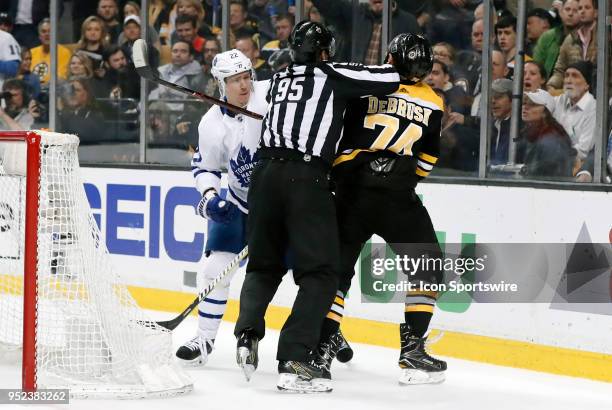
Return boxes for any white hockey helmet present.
[211,49,254,97]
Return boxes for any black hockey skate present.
[176,336,214,366]
[236,329,259,381]
[315,330,345,378]
[335,329,354,363]
[277,359,332,393]
[398,323,446,385]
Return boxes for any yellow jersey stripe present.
[333,148,376,166]
[407,290,439,298]
[405,304,435,313]
[326,311,343,323]
[416,168,430,177]
[418,152,438,164]
[334,296,345,306]
[393,83,444,112]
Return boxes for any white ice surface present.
[1,313,611,410]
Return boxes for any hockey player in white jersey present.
[176,49,269,365]
[0,29,21,89]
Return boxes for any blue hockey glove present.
[197,190,239,224]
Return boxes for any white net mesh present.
[0,131,192,398]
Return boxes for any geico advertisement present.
[81,167,210,289]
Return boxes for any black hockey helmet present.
[386,33,433,83]
[289,20,336,64]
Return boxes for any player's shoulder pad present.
[394,82,444,112]
[249,80,272,116]
[198,106,225,139]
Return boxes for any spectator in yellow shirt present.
[30,18,70,85]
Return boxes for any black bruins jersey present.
[334,81,443,181]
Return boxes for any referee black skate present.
[234,20,399,393]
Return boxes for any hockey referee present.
[234,20,400,393]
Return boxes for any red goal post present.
[0,131,40,391]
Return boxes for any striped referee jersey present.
[261,62,400,164]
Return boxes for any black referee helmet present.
[386,33,433,84]
[289,20,336,64]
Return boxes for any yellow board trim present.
[405,304,435,313]
[126,285,612,383]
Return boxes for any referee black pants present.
[235,154,340,362]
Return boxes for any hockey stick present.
[140,246,249,331]
[132,39,264,120]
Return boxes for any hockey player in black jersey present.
[317,33,447,385]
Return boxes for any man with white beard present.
[549,61,596,162]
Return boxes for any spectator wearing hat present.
[490,78,513,165]
[518,89,576,178]
[534,0,579,78]
[526,8,555,56]
[547,0,597,91]
[118,5,161,52]
[118,15,160,68]
[549,61,596,161]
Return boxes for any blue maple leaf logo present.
[230,145,257,188]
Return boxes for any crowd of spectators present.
[0,0,610,179]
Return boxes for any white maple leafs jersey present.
[0,30,21,89]
[191,80,270,213]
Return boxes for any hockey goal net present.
[0,130,192,398]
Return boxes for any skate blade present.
[176,356,207,367]
[276,374,332,393]
[237,347,255,381]
[398,369,445,385]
